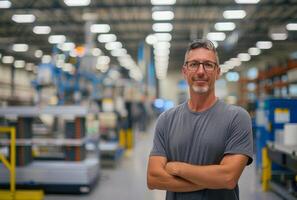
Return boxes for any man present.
[147,39,253,200]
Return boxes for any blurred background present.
[0,0,297,200]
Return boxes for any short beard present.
[192,85,209,94]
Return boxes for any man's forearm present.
[148,169,205,192]
[172,162,236,189]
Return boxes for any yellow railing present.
[0,126,16,195]
[0,126,44,200]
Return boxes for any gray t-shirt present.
[150,99,253,200]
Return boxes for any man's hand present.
[165,162,181,176]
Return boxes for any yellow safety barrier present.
[119,129,126,148]
[261,147,271,192]
[126,128,133,149]
[0,126,44,200]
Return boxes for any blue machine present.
[255,98,297,169]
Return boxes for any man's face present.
[182,48,220,95]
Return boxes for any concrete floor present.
[45,122,282,200]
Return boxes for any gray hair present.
[184,39,220,65]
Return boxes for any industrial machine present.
[0,106,100,194]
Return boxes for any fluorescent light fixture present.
[271,33,288,40]
[152,11,174,21]
[97,56,110,65]
[152,23,173,32]
[97,34,117,43]
[214,22,236,31]
[207,32,226,41]
[256,41,273,49]
[105,41,122,50]
[2,56,14,64]
[286,23,297,31]
[33,26,51,34]
[14,60,25,68]
[12,14,35,23]
[223,10,246,19]
[146,34,158,45]
[230,58,242,67]
[235,0,260,4]
[42,55,52,63]
[35,50,43,58]
[237,53,251,62]
[155,33,172,41]
[92,48,102,56]
[151,0,176,5]
[0,0,11,8]
[90,24,110,33]
[154,41,171,49]
[111,48,127,57]
[48,35,66,44]
[64,0,90,6]
[61,42,75,51]
[248,47,261,56]
[12,44,28,52]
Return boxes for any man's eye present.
[205,63,213,68]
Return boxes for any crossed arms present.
[147,154,248,192]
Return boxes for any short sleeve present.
[224,108,253,165]
[150,113,167,157]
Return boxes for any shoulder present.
[218,100,250,119]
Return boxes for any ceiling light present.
[64,0,90,6]
[151,0,176,5]
[146,34,158,45]
[256,41,273,49]
[152,23,173,32]
[154,41,171,49]
[105,41,122,50]
[0,0,11,8]
[14,60,25,68]
[90,24,110,33]
[271,33,288,40]
[12,14,36,23]
[152,11,174,21]
[155,33,172,42]
[61,42,75,51]
[42,55,52,63]
[235,0,260,3]
[248,47,261,56]
[98,34,117,43]
[230,58,241,67]
[111,48,127,57]
[286,23,297,31]
[207,32,226,41]
[97,56,110,65]
[2,56,14,64]
[223,10,246,19]
[12,44,28,52]
[35,50,43,58]
[92,48,102,56]
[48,35,66,44]
[33,26,51,34]
[237,53,251,62]
[214,22,236,31]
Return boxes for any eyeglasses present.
[184,60,218,72]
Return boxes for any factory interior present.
[0,0,297,199]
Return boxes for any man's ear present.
[216,67,221,80]
[182,66,187,79]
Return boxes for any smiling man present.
[147,39,253,200]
